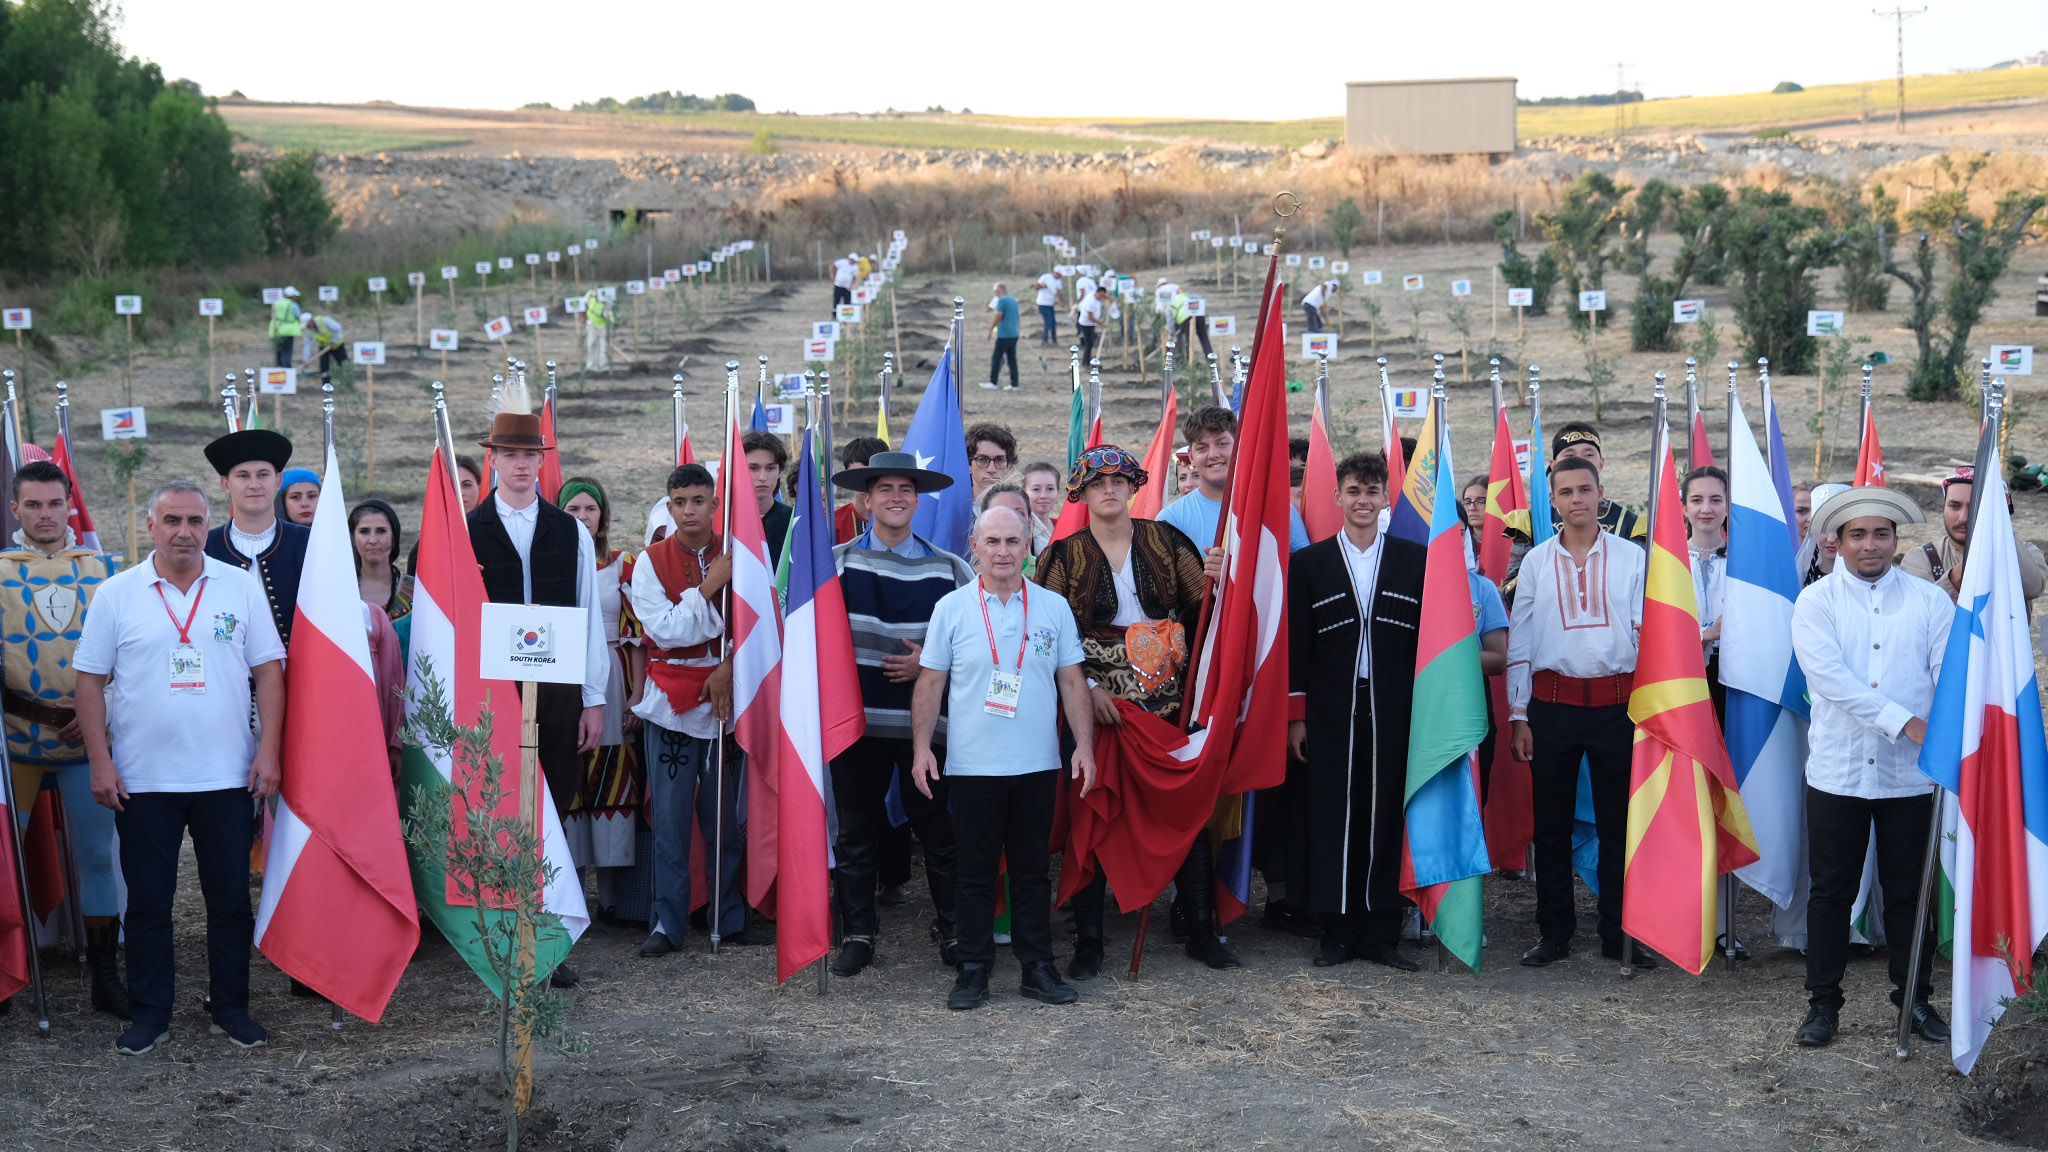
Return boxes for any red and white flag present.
[539,390,564,503]
[1049,415,1103,542]
[1130,386,1178,522]
[255,445,419,1021]
[1855,403,1885,486]
[51,430,100,552]
[719,405,784,912]
[1300,394,1341,543]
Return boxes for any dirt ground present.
[4,235,2048,1150]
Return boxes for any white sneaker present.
[993,932,1013,945]
[978,381,997,390]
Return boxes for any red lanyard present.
[977,578,1028,672]
[154,576,208,644]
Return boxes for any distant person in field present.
[1076,285,1107,368]
[1302,279,1339,333]
[300,314,346,382]
[1034,269,1063,345]
[985,283,1021,391]
[267,287,302,369]
[832,252,859,314]
[582,287,611,372]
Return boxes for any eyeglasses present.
[971,455,1010,469]
[1459,495,1487,508]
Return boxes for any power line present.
[1872,6,1928,135]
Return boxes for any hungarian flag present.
[1854,402,1886,486]
[1399,409,1492,971]
[1919,438,2048,1074]
[1622,419,1760,974]
[539,390,564,502]
[256,445,419,1021]
[50,430,100,552]
[1299,390,1341,543]
[772,428,862,980]
[400,446,588,994]
[1129,386,1178,522]
[1048,414,1102,542]
[719,404,784,914]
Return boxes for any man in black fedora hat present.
[468,382,609,988]
[825,451,973,977]
[203,429,310,647]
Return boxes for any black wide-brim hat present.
[204,429,293,476]
[832,450,952,494]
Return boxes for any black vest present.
[468,496,580,607]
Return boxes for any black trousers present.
[1527,699,1633,945]
[830,736,957,940]
[527,681,583,821]
[832,285,851,313]
[273,336,295,368]
[1804,786,1936,1010]
[989,336,1019,387]
[1077,324,1100,367]
[117,789,255,1030]
[1324,908,1403,950]
[952,770,1058,968]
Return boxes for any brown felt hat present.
[477,412,552,451]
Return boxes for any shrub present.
[1492,208,1558,315]
[259,150,338,257]
[1720,187,1838,375]
[1537,172,1629,329]
[1771,81,1805,94]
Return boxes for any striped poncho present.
[833,532,974,741]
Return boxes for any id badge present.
[983,669,1022,718]
[169,644,206,695]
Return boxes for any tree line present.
[571,91,757,115]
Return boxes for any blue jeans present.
[643,724,746,940]
[1038,304,1058,344]
[1304,303,1324,333]
[12,759,119,915]
[116,788,256,1029]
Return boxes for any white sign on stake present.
[1508,287,1534,308]
[813,320,841,341]
[114,295,142,315]
[1990,344,2034,375]
[3,308,32,330]
[497,257,514,271]
[649,277,668,292]
[262,287,284,305]
[524,306,548,325]
[837,304,863,324]
[1211,315,1237,337]
[1185,296,1207,317]
[1361,269,1381,285]
[1331,260,1350,275]
[893,229,907,242]
[430,328,459,351]
[804,338,835,361]
[567,244,582,256]
[1391,388,1428,419]
[764,403,796,435]
[1451,279,1473,297]
[1308,256,1326,269]
[258,366,297,394]
[442,266,460,280]
[597,286,616,302]
[1243,241,1258,253]
[852,286,874,305]
[475,261,493,276]
[352,341,386,366]
[1402,275,1424,292]
[1673,299,1705,324]
[696,261,712,274]
[584,238,599,250]
[1284,254,1303,267]
[1301,332,1339,361]
[775,373,808,398]
[318,285,339,302]
[564,295,586,314]
[525,253,541,266]
[478,603,589,686]
[409,271,427,287]
[1806,309,1844,337]
[1579,289,1608,313]
[1211,237,1225,249]
[1228,235,1243,246]
[484,316,513,341]
[546,250,561,263]
[100,407,146,439]
[198,298,223,317]
[626,280,646,295]
[367,276,388,293]
[664,269,681,283]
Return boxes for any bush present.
[745,128,778,155]
[1719,187,1837,375]
[1772,81,1805,94]
[1537,172,1629,329]
[1328,197,1362,257]
[260,150,338,257]
[1492,208,1558,315]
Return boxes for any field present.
[228,122,474,154]
[1517,66,2048,138]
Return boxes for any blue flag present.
[749,395,770,433]
[1527,405,1554,547]
[902,347,973,558]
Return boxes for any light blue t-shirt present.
[1468,571,1508,637]
[920,579,1083,776]
[992,294,1021,339]
[1158,488,1311,554]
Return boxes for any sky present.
[116,0,2046,121]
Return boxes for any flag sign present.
[262,287,284,305]
[1285,253,1303,267]
[1309,256,1326,269]
[882,257,899,271]
[1990,344,2033,375]
[524,306,548,325]
[114,295,141,315]
[496,257,513,271]
[1514,439,1532,475]
[352,342,386,366]
[585,238,599,249]
[804,338,835,361]
[100,407,146,439]
[1578,289,1607,313]
[681,266,696,279]
[1229,235,1243,245]
[1674,299,1705,323]
[1212,315,1238,337]
[648,278,669,293]
[474,262,492,275]
[483,316,513,341]
[477,603,589,685]
[1042,234,1057,245]
[1361,269,1381,284]
[712,253,725,264]
[1243,241,1258,253]
[259,367,297,394]
[1451,279,1473,297]
[367,277,388,293]
[525,253,541,266]
[813,320,841,342]
[1211,237,1225,249]
[441,266,459,280]
[1185,296,1207,317]
[1806,310,1844,337]
[1403,275,1425,291]
[409,272,427,287]
[1300,332,1339,361]
[664,269,681,282]
[567,244,582,256]
[853,287,874,305]
[318,285,339,302]
[764,403,795,434]
[893,229,907,241]
[696,261,712,273]
[836,304,862,324]
[775,373,808,398]
[564,296,585,314]
[1391,389,1427,418]
[626,280,646,295]
[546,250,560,263]
[1263,244,1277,256]
[3,309,30,330]
[429,328,459,351]
[597,286,616,302]
[1507,288,1534,307]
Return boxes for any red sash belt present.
[648,660,716,708]
[1532,669,1633,707]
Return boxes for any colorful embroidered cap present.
[1066,444,1149,502]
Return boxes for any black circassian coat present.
[1285,532,1427,916]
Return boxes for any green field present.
[1516,66,2048,137]
[230,122,473,153]
[620,109,1161,153]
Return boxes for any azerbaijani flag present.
[400,445,588,994]
[1385,400,1437,545]
[1399,406,1491,970]
[256,443,419,1021]
[1918,437,2048,1074]
[1622,417,1760,974]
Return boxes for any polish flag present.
[255,445,419,1021]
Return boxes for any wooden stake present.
[125,472,137,566]
[273,389,281,431]
[124,314,135,406]
[514,678,539,1113]
[206,316,216,392]
[366,364,377,489]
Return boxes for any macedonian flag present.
[1622,417,1760,974]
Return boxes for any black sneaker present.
[117,1022,170,1055]
[1019,960,1078,1005]
[947,963,991,1010]
[1795,1005,1838,1047]
[210,1014,268,1049]
[639,931,676,957]
[1520,939,1570,967]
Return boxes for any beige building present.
[1343,77,1518,157]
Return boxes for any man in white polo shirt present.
[74,481,286,1056]
[911,505,1095,1011]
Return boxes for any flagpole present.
[820,370,836,516]
[1489,357,1503,419]
[1162,340,1176,418]
[712,360,739,956]
[878,351,893,445]
[671,375,686,466]
[1685,358,1701,472]
[1721,363,1741,973]
[951,298,966,422]
[1377,356,1396,453]
[1316,353,1331,429]
[1856,362,1871,476]
[1087,359,1102,431]
[223,376,241,433]
[1625,371,1670,980]
[1978,356,1993,428]
[431,381,460,493]
[3,371,20,468]
[1208,351,1224,409]
[321,380,335,464]
[0,736,49,1036]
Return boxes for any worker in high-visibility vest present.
[583,288,610,371]
[301,314,345,380]
[268,286,303,368]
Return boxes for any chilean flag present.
[720,404,784,916]
[1918,441,2048,1074]
[255,443,419,1021]
[51,430,100,552]
[773,428,863,981]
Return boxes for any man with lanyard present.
[1506,455,1654,969]
[203,428,309,648]
[1,460,124,1018]
[468,384,609,986]
[627,464,757,955]
[75,481,285,1055]
[912,505,1096,1009]
[828,451,974,977]
[1789,486,1951,1047]
[1285,452,1429,971]
[1899,465,2047,606]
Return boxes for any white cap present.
[848,251,859,258]
[283,286,300,297]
